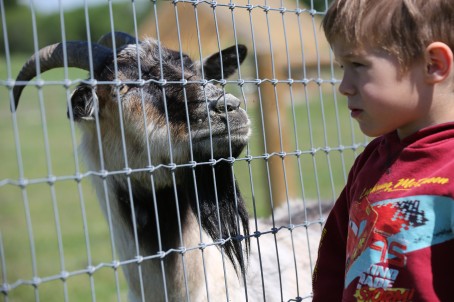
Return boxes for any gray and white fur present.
[13,32,322,302]
[13,33,250,301]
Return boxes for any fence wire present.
[0,1,367,301]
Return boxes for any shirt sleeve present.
[311,139,376,301]
[312,183,350,301]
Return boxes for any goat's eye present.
[119,84,130,94]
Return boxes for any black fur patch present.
[69,85,95,121]
[114,162,250,274]
[116,179,189,254]
[186,162,250,274]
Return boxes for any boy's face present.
[332,39,432,139]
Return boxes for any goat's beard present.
[115,161,250,275]
[185,161,250,275]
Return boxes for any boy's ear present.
[425,42,453,84]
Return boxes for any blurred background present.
[1,0,367,301]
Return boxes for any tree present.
[300,0,332,12]
[5,0,19,9]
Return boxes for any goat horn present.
[97,31,139,49]
[12,41,112,111]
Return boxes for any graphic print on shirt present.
[345,194,454,301]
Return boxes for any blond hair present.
[322,0,454,68]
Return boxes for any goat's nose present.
[215,94,241,113]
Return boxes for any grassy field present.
[0,56,130,301]
[0,55,366,301]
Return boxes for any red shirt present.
[312,123,454,302]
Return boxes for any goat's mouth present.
[190,122,251,159]
[192,125,250,147]
[192,122,250,140]
[190,108,251,142]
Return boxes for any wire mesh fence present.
[0,1,367,301]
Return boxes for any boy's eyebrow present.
[333,55,350,65]
[334,52,367,66]
[336,52,363,60]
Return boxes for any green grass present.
[0,55,366,301]
[0,56,128,301]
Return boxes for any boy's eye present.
[337,62,363,69]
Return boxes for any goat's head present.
[13,32,250,171]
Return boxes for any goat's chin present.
[191,132,249,160]
[191,122,250,155]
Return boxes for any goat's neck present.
[113,162,250,267]
[80,121,250,301]
[101,163,249,301]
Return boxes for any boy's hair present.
[323,0,454,68]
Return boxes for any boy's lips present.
[348,106,363,118]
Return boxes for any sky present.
[19,0,119,13]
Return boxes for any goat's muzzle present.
[191,93,250,159]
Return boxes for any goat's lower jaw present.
[191,134,249,160]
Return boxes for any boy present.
[312,0,454,301]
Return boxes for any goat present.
[13,31,250,301]
[13,32,322,301]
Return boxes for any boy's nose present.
[338,76,355,96]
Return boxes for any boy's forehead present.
[331,39,364,58]
[331,39,391,59]
[331,39,403,68]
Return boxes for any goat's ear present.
[68,85,96,121]
[201,44,247,80]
